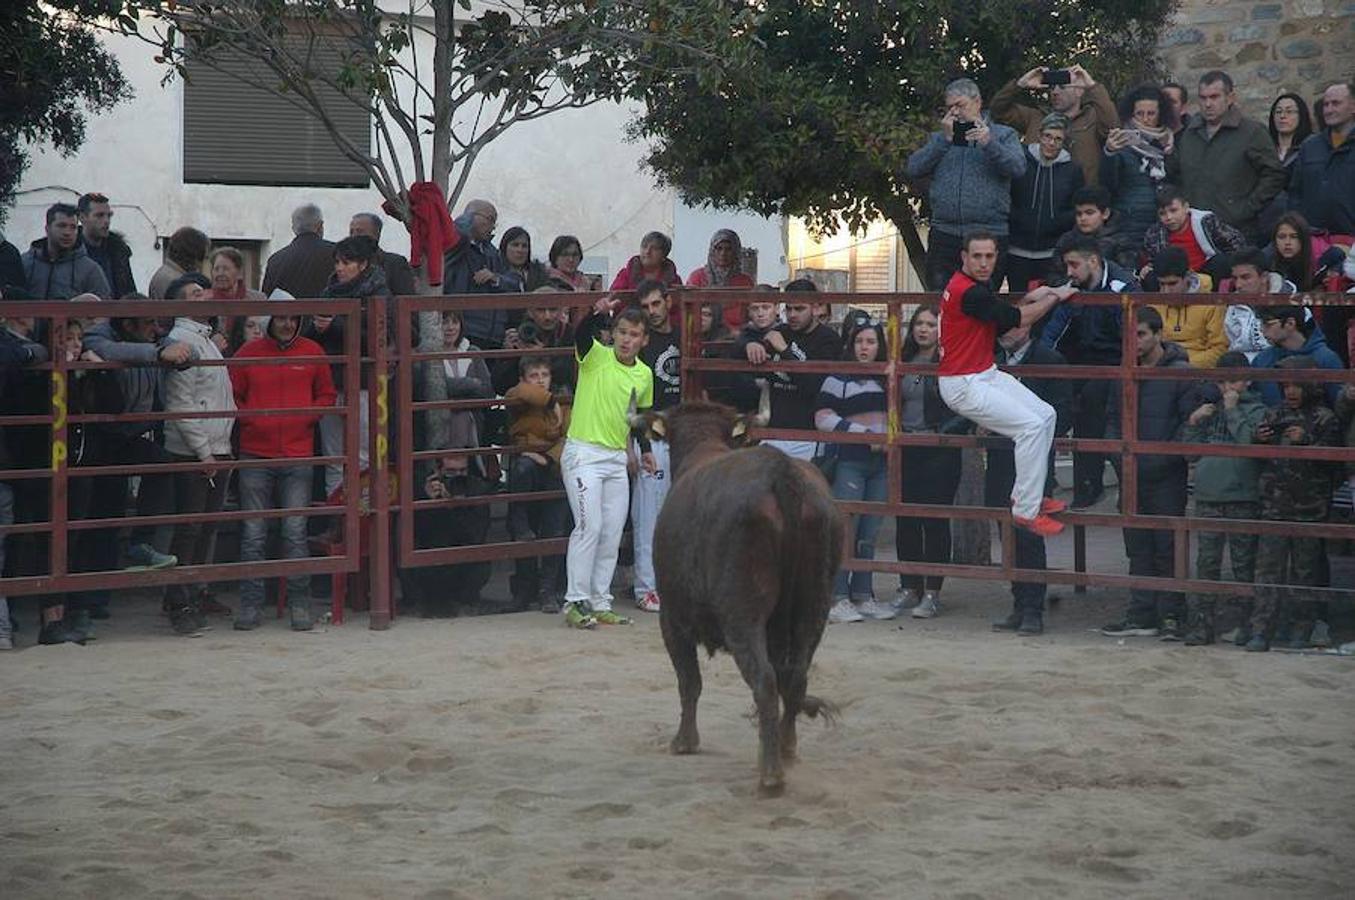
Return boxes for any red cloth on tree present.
[384,182,460,287]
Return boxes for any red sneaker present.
[1013,513,1065,537]
[1040,497,1068,515]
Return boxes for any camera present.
[1043,68,1072,86]
[951,120,975,145]
[517,320,541,346]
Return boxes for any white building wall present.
[8,23,784,292]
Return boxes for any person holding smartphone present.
[992,63,1118,185]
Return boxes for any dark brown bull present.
[631,387,844,796]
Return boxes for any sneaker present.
[563,602,597,629]
[635,592,661,613]
[39,621,87,645]
[1039,496,1068,515]
[290,605,314,632]
[828,598,864,624]
[1100,618,1158,637]
[1017,609,1044,636]
[1158,617,1183,642]
[1309,620,1332,649]
[592,608,632,626]
[992,609,1023,632]
[124,543,178,571]
[1013,513,1064,536]
[539,596,562,615]
[891,588,920,612]
[855,598,897,621]
[911,591,940,619]
[1244,634,1269,652]
[67,609,97,641]
[234,606,263,631]
[1232,626,1253,648]
[1182,626,1215,646]
[168,606,204,637]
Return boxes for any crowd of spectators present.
[0,69,1352,652]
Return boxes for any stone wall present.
[1159,0,1354,117]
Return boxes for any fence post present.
[368,296,393,630]
[50,315,70,582]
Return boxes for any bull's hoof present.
[757,776,786,798]
[670,733,700,755]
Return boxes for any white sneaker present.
[891,587,920,612]
[855,599,897,621]
[828,598,864,624]
[911,591,940,619]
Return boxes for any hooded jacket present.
[1149,278,1228,368]
[1179,385,1268,502]
[1251,325,1345,407]
[79,230,137,298]
[164,317,236,461]
[1107,340,1197,478]
[1168,106,1287,237]
[907,114,1027,237]
[1009,144,1085,255]
[20,239,111,300]
[991,81,1118,184]
[1143,208,1247,266]
[231,314,336,459]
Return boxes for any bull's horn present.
[626,388,645,429]
[752,381,771,427]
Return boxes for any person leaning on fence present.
[1250,301,1343,408]
[560,296,654,630]
[986,321,1074,638]
[937,230,1077,538]
[631,279,682,614]
[505,355,572,614]
[1177,350,1268,646]
[1100,306,1198,641]
[161,273,237,637]
[815,321,894,625]
[1147,245,1228,368]
[229,298,337,632]
[1244,355,1343,652]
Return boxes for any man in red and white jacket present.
[937,230,1077,536]
[229,298,337,631]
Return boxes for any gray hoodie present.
[907,115,1027,237]
[20,239,111,300]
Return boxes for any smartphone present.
[1043,68,1072,86]
[952,121,975,145]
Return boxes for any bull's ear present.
[632,411,666,442]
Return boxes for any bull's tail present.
[801,695,840,726]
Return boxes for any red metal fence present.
[2,290,1352,630]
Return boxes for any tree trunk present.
[950,449,990,566]
[880,195,929,288]
[413,271,451,455]
[430,1,455,199]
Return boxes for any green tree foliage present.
[628,0,1178,275]
[0,1,131,225]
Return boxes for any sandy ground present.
[4,571,1354,900]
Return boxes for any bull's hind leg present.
[729,631,784,797]
[777,663,807,763]
[661,615,701,754]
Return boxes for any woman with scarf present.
[1102,84,1179,241]
[687,229,756,330]
[546,235,599,292]
[206,246,266,354]
[1005,113,1084,293]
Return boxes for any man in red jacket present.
[229,306,337,631]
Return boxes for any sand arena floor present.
[3,583,1353,899]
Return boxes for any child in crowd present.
[1141,183,1247,284]
[505,355,572,614]
[560,296,653,629]
[1246,355,1342,651]
[1178,351,1267,645]
[1055,185,1141,274]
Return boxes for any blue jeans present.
[831,454,888,599]
[238,459,313,610]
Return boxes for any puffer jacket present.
[1251,324,1345,407]
[1107,341,1197,477]
[1102,144,1169,238]
[20,239,110,300]
[163,317,236,461]
[1150,280,1228,368]
[1009,144,1085,254]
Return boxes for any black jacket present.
[262,232,337,300]
[1009,146,1085,253]
[441,215,523,349]
[79,230,137,298]
[1039,260,1140,365]
[0,238,25,296]
[1107,341,1197,478]
[732,321,840,429]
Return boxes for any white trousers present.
[562,438,630,610]
[630,438,671,599]
[319,390,370,497]
[939,366,1055,520]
